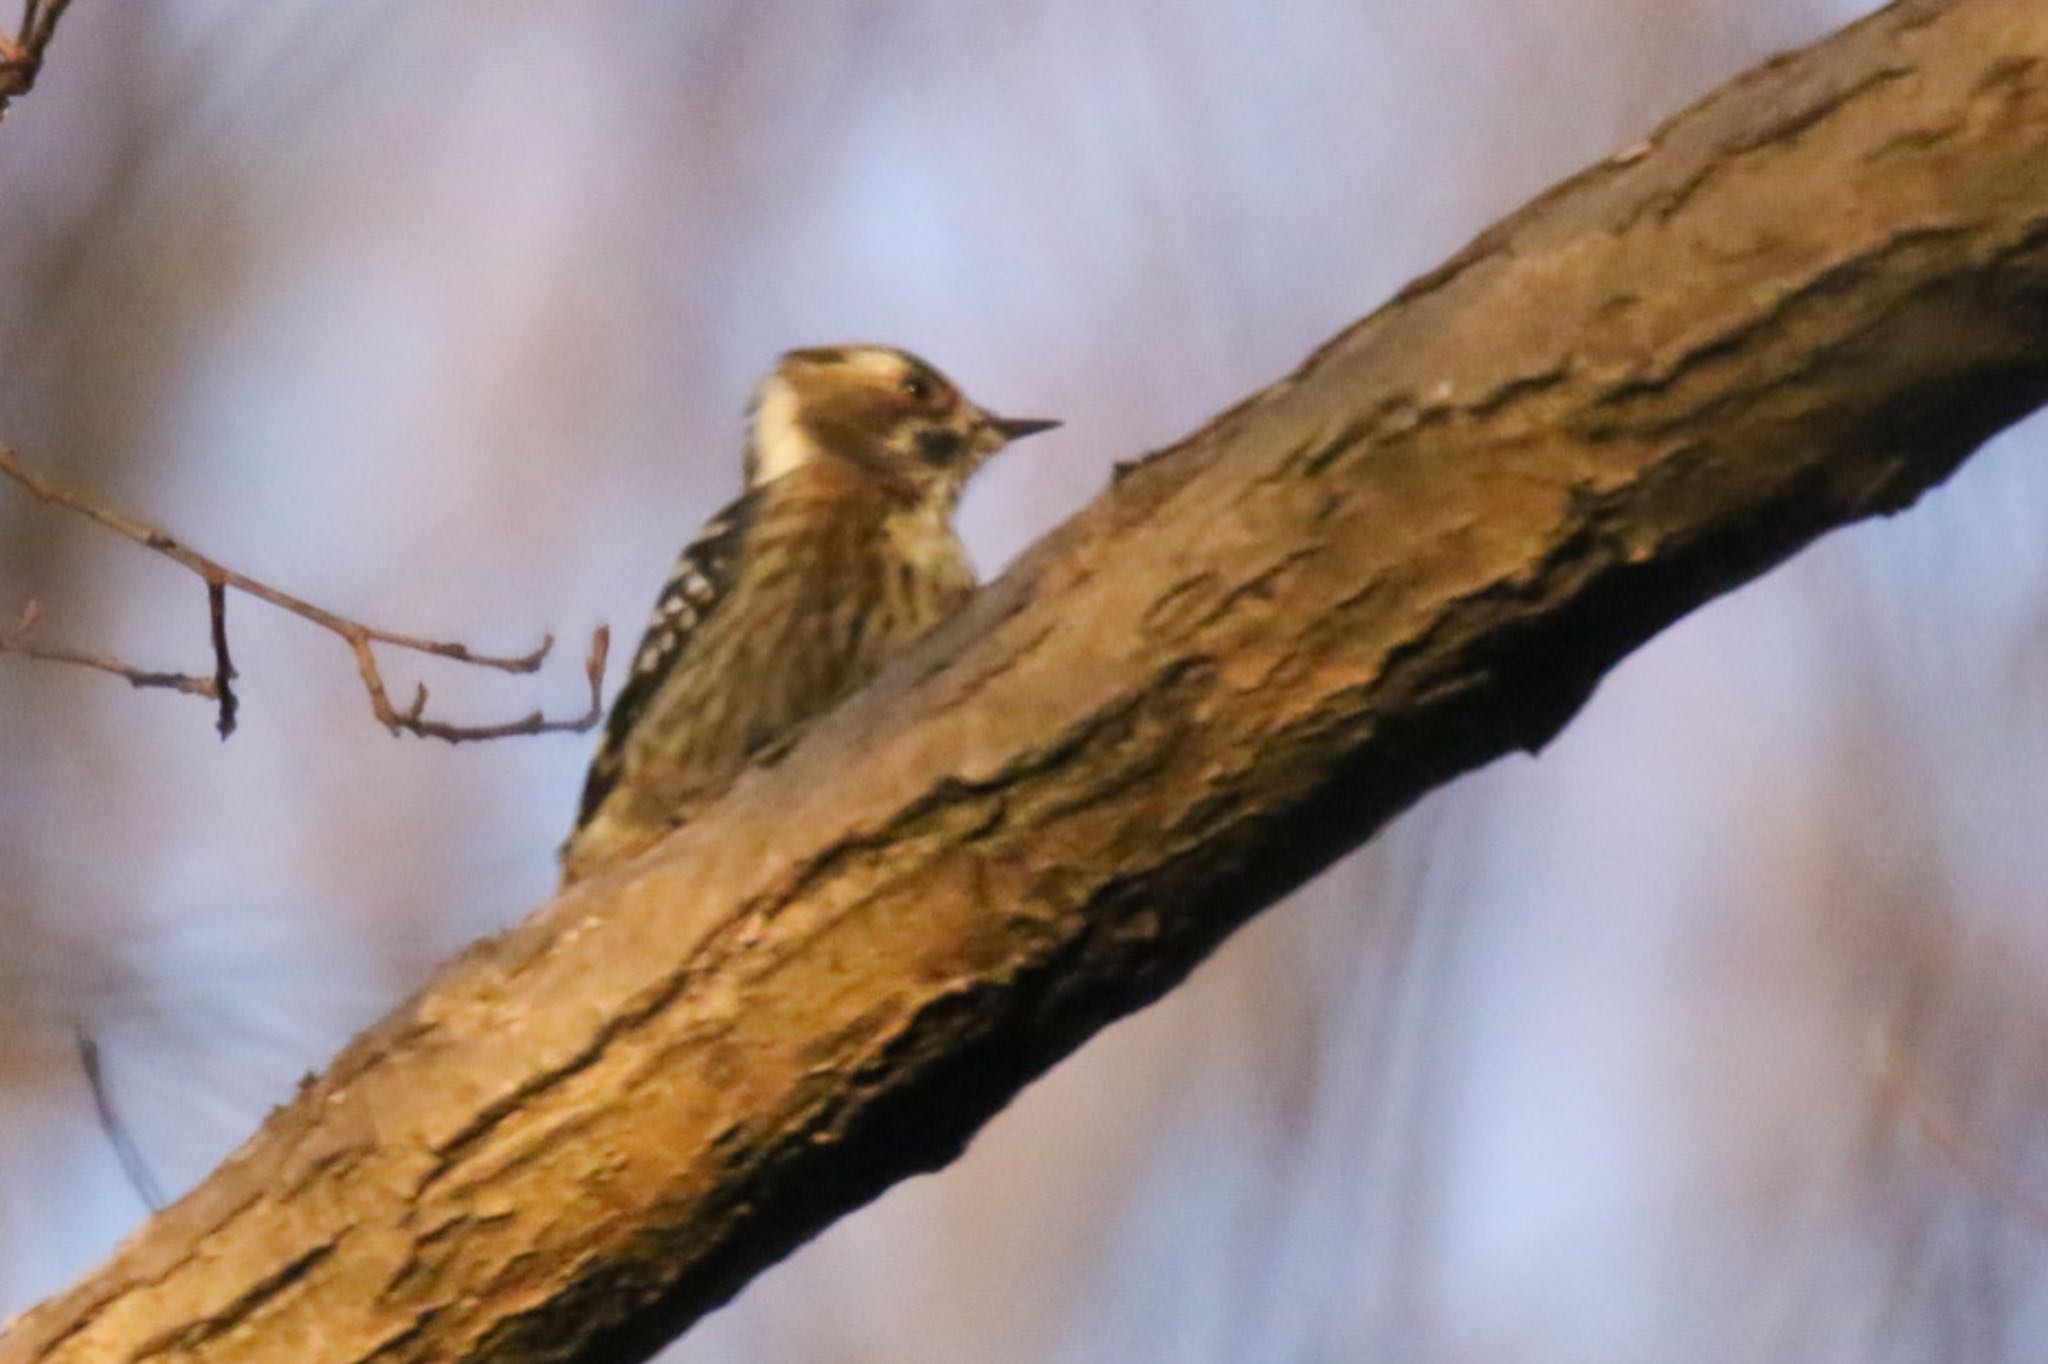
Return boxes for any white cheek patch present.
[747,375,824,486]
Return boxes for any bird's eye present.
[900,373,932,403]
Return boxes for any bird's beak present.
[986,414,1062,442]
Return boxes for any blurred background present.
[4,1,2046,1359]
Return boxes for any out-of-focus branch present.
[0,445,609,740]
[5,2,2047,1361]
[74,1028,166,1216]
[1880,1028,2048,1236]
[0,0,70,119]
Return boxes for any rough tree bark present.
[7,0,2048,1359]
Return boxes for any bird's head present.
[744,345,1059,502]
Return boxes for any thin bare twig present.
[0,445,609,741]
[0,6,607,740]
[75,1025,166,1214]
[386,624,612,743]
[205,580,237,737]
[2,598,219,699]
[0,0,72,119]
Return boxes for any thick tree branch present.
[0,446,610,741]
[6,0,2048,1359]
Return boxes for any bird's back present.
[560,457,975,882]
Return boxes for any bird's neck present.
[746,378,824,485]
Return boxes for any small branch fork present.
[1880,1028,2048,1237]
[0,0,70,119]
[1,445,609,742]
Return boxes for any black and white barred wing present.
[573,491,758,829]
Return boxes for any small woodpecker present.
[560,344,1059,884]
